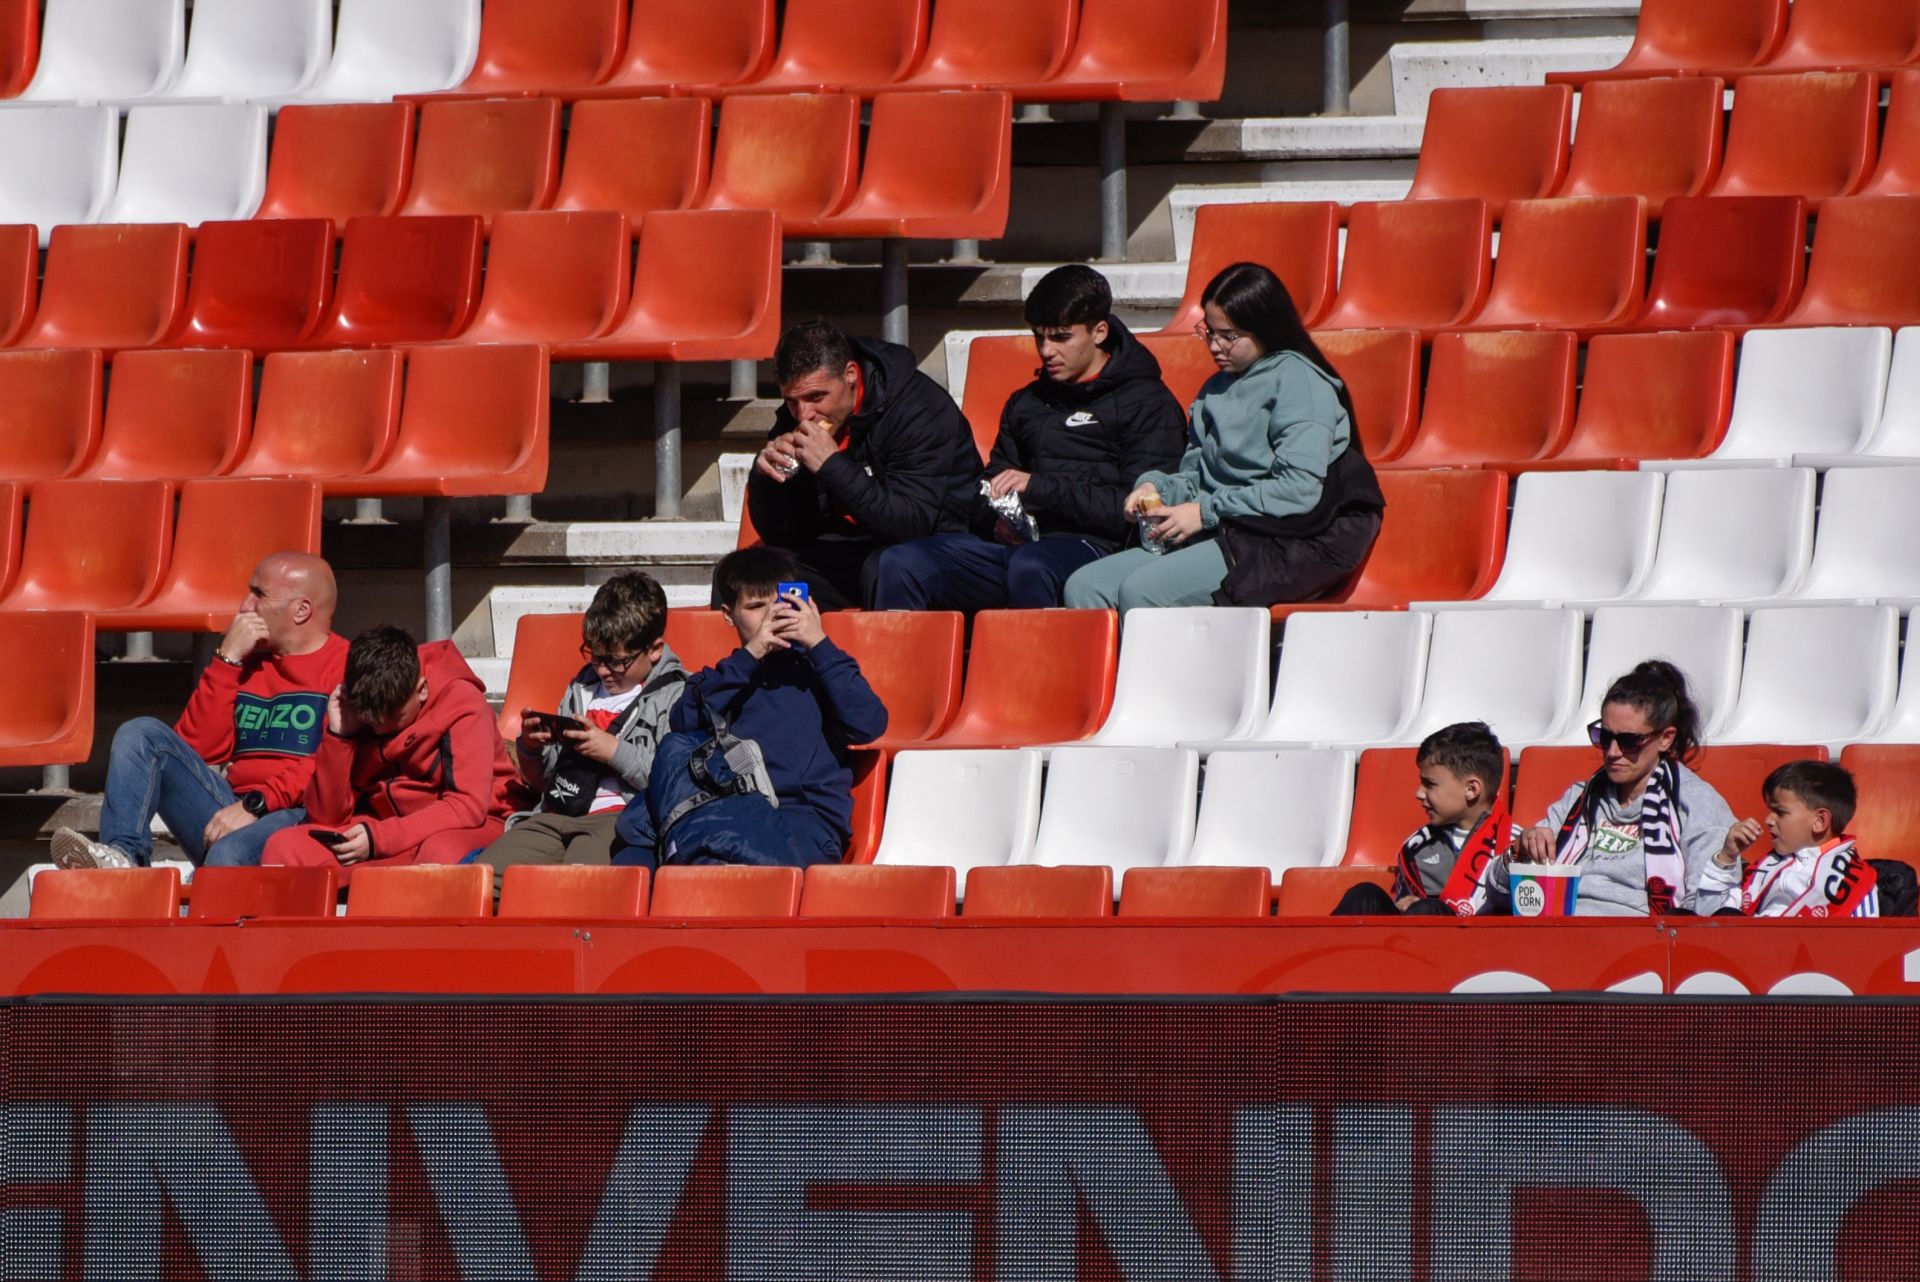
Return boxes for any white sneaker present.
[50,827,134,870]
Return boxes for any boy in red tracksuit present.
[265,625,518,882]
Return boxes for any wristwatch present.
[238,791,269,818]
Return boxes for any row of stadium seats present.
[0,0,1224,109]
[1553,0,1920,85]
[1,92,1008,242]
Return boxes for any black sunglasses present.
[580,646,643,674]
[1588,720,1656,756]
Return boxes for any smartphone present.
[775,580,810,606]
[308,829,351,850]
[523,711,589,736]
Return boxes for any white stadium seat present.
[1183,748,1355,876]
[1422,469,1662,608]
[1799,326,1920,467]
[101,104,268,227]
[1714,605,1899,746]
[1608,466,1815,605]
[1566,605,1745,743]
[15,0,185,104]
[0,106,118,240]
[1854,625,1920,744]
[295,0,481,104]
[1027,747,1199,875]
[1078,607,1270,749]
[1405,608,1584,748]
[871,750,1042,895]
[1658,326,1890,468]
[165,0,332,103]
[1792,466,1920,607]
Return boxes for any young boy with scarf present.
[1696,760,1880,917]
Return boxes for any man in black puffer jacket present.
[869,265,1188,611]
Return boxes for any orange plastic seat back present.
[1317,199,1491,331]
[1639,195,1805,330]
[1118,866,1269,918]
[905,0,1074,88]
[397,98,561,224]
[821,90,1010,240]
[1314,329,1420,463]
[169,218,332,350]
[553,97,710,219]
[931,608,1118,749]
[346,865,492,918]
[315,214,484,346]
[0,222,36,346]
[0,611,94,768]
[1554,76,1724,216]
[18,223,189,352]
[963,864,1111,918]
[1408,86,1573,218]
[1304,469,1508,612]
[1391,330,1576,470]
[187,866,337,920]
[499,612,587,740]
[2,479,172,612]
[1692,745,1828,820]
[1787,195,1920,327]
[1840,745,1920,872]
[498,865,650,918]
[1047,0,1227,101]
[593,208,781,360]
[453,0,626,94]
[239,349,404,481]
[755,0,928,90]
[800,863,955,918]
[1863,71,1920,197]
[1760,0,1920,72]
[1511,745,1599,827]
[31,867,180,921]
[608,0,775,89]
[0,481,17,599]
[650,865,801,917]
[257,103,415,228]
[1711,71,1876,203]
[1164,201,1339,335]
[458,209,631,344]
[820,610,963,746]
[108,479,324,630]
[0,349,103,485]
[1554,331,1735,466]
[1470,195,1647,331]
[1136,333,1219,411]
[960,336,1035,463]
[372,344,549,496]
[847,748,888,863]
[1277,866,1394,916]
[82,349,251,481]
[664,607,744,673]
[1556,0,1785,81]
[1345,747,1510,866]
[701,92,859,223]
[0,0,37,98]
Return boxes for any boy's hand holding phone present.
[562,721,619,765]
[772,585,826,649]
[518,711,554,750]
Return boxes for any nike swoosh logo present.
[1064,412,1098,427]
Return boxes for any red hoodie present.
[174,633,350,811]
[301,642,517,859]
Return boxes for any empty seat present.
[1552,76,1725,216]
[100,479,323,631]
[1570,605,1746,742]
[743,0,928,94]
[101,104,267,226]
[886,0,1074,92]
[396,98,561,225]
[925,608,1118,749]
[1403,608,1584,748]
[1541,332,1736,468]
[14,223,188,353]
[187,866,336,920]
[1862,70,1920,197]
[1441,471,1664,608]
[1215,612,1428,748]
[1625,467,1815,604]
[0,229,33,349]
[1672,327,1891,467]
[649,865,801,917]
[165,0,332,102]
[453,209,630,345]
[0,479,171,612]
[296,0,481,103]
[1804,326,1920,465]
[255,103,415,228]
[1632,196,1807,331]
[1691,744,1830,819]
[0,0,35,99]
[0,611,94,768]
[698,93,859,226]
[1839,745,1920,863]
[77,348,250,481]
[496,611,584,740]
[1313,329,1420,462]
[1003,0,1227,103]
[497,865,649,918]
[1118,866,1268,918]
[662,606,746,673]
[1276,866,1393,916]
[961,864,1111,918]
[1715,606,1900,745]
[575,0,774,96]
[871,749,1041,892]
[799,863,956,918]
[30,867,180,921]
[0,481,16,596]
[1080,607,1269,748]
[551,97,710,220]
[1315,199,1491,332]
[1184,748,1356,876]
[1547,0,1785,85]
[438,0,625,96]
[1782,196,1920,328]
[1343,745,1508,866]
[846,748,890,864]
[1463,196,1646,333]
[0,349,102,486]
[819,611,963,747]
[17,0,184,103]
[1406,86,1573,219]
[1858,627,1920,744]
[345,864,492,917]
[1384,330,1576,470]
[1159,202,1339,336]
[1028,746,1198,874]
[790,90,1011,242]
[302,215,483,347]
[0,106,118,239]
[1750,0,1920,73]
[349,345,548,500]
[1708,72,1877,205]
[165,219,330,350]
[1792,468,1920,605]
[231,349,404,485]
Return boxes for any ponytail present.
[1602,660,1702,763]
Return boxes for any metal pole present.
[950,238,981,264]
[352,499,384,523]
[802,240,832,265]
[123,631,154,661]
[1323,0,1352,116]
[40,764,70,792]
[653,361,682,519]
[880,239,910,347]
[502,495,533,522]
[423,497,452,643]
[729,358,758,400]
[1168,99,1203,121]
[1097,101,1128,262]
[580,361,612,404]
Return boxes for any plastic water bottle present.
[1137,494,1167,555]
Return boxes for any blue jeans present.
[98,717,306,867]
[868,532,1107,611]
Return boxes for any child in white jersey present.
[1698,760,1879,918]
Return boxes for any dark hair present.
[774,318,854,388]
[1024,264,1114,338]
[1200,261,1360,440]
[712,546,800,609]
[1602,660,1703,763]
[344,625,420,723]
[584,570,667,655]
[1764,759,1857,833]
[1417,721,1507,801]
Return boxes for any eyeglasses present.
[1588,721,1657,757]
[580,646,643,675]
[1193,322,1246,348]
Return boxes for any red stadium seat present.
[395,98,561,226]
[77,349,250,481]
[1746,0,1920,74]
[0,349,102,486]
[1406,86,1573,219]
[168,219,331,351]
[1508,331,1735,471]
[187,866,337,921]
[0,611,94,768]
[790,91,1011,241]
[99,479,323,632]
[550,96,710,220]
[820,610,963,748]
[255,103,415,229]
[959,336,1036,462]
[1314,199,1491,332]
[30,867,180,922]
[1839,745,1920,872]
[555,209,780,362]
[743,0,927,94]
[886,0,1074,92]
[498,612,583,740]
[1510,746,1597,827]
[697,92,858,226]
[651,866,802,917]
[1135,333,1220,410]
[1276,866,1394,916]
[1547,0,1786,86]
[1707,72,1877,205]
[1463,195,1646,333]
[1159,201,1339,335]
[1863,70,1920,197]
[1780,196,1920,327]
[664,607,745,673]
[232,349,404,485]
[0,222,36,346]
[0,481,16,597]
[498,865,650,918]
[962,864,1112,918]
[1693,745,1828,818]
[573,0,775,96]
[437,0,625,96]
[346,865,492,918]
[925,608,1118,750]
[1383,330,1576,471]
[0,0,38,99]
[799,863,955,918]
[451,209,630,345]
[349,344,548,500]
[847,748,889,863]
[303,215,484,347]
[1629,195,1806,331]
[1551,76,1724,216]
[1314,329,1421,463]
[1346,746,1511,866]
[0,480,172,613]
[13,224,188,353]
[1118,866,1269,918]
[1008,0,1227,103]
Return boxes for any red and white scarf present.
[1741,836,1879,918]
[1553,757,1686,915]
[1397,799,1516,917]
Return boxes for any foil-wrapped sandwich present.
[981,479,1040,544]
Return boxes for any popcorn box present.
[1508,863,1581,918]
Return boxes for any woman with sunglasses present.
[1515,660,1736,915]
[1062,262,1384,613]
